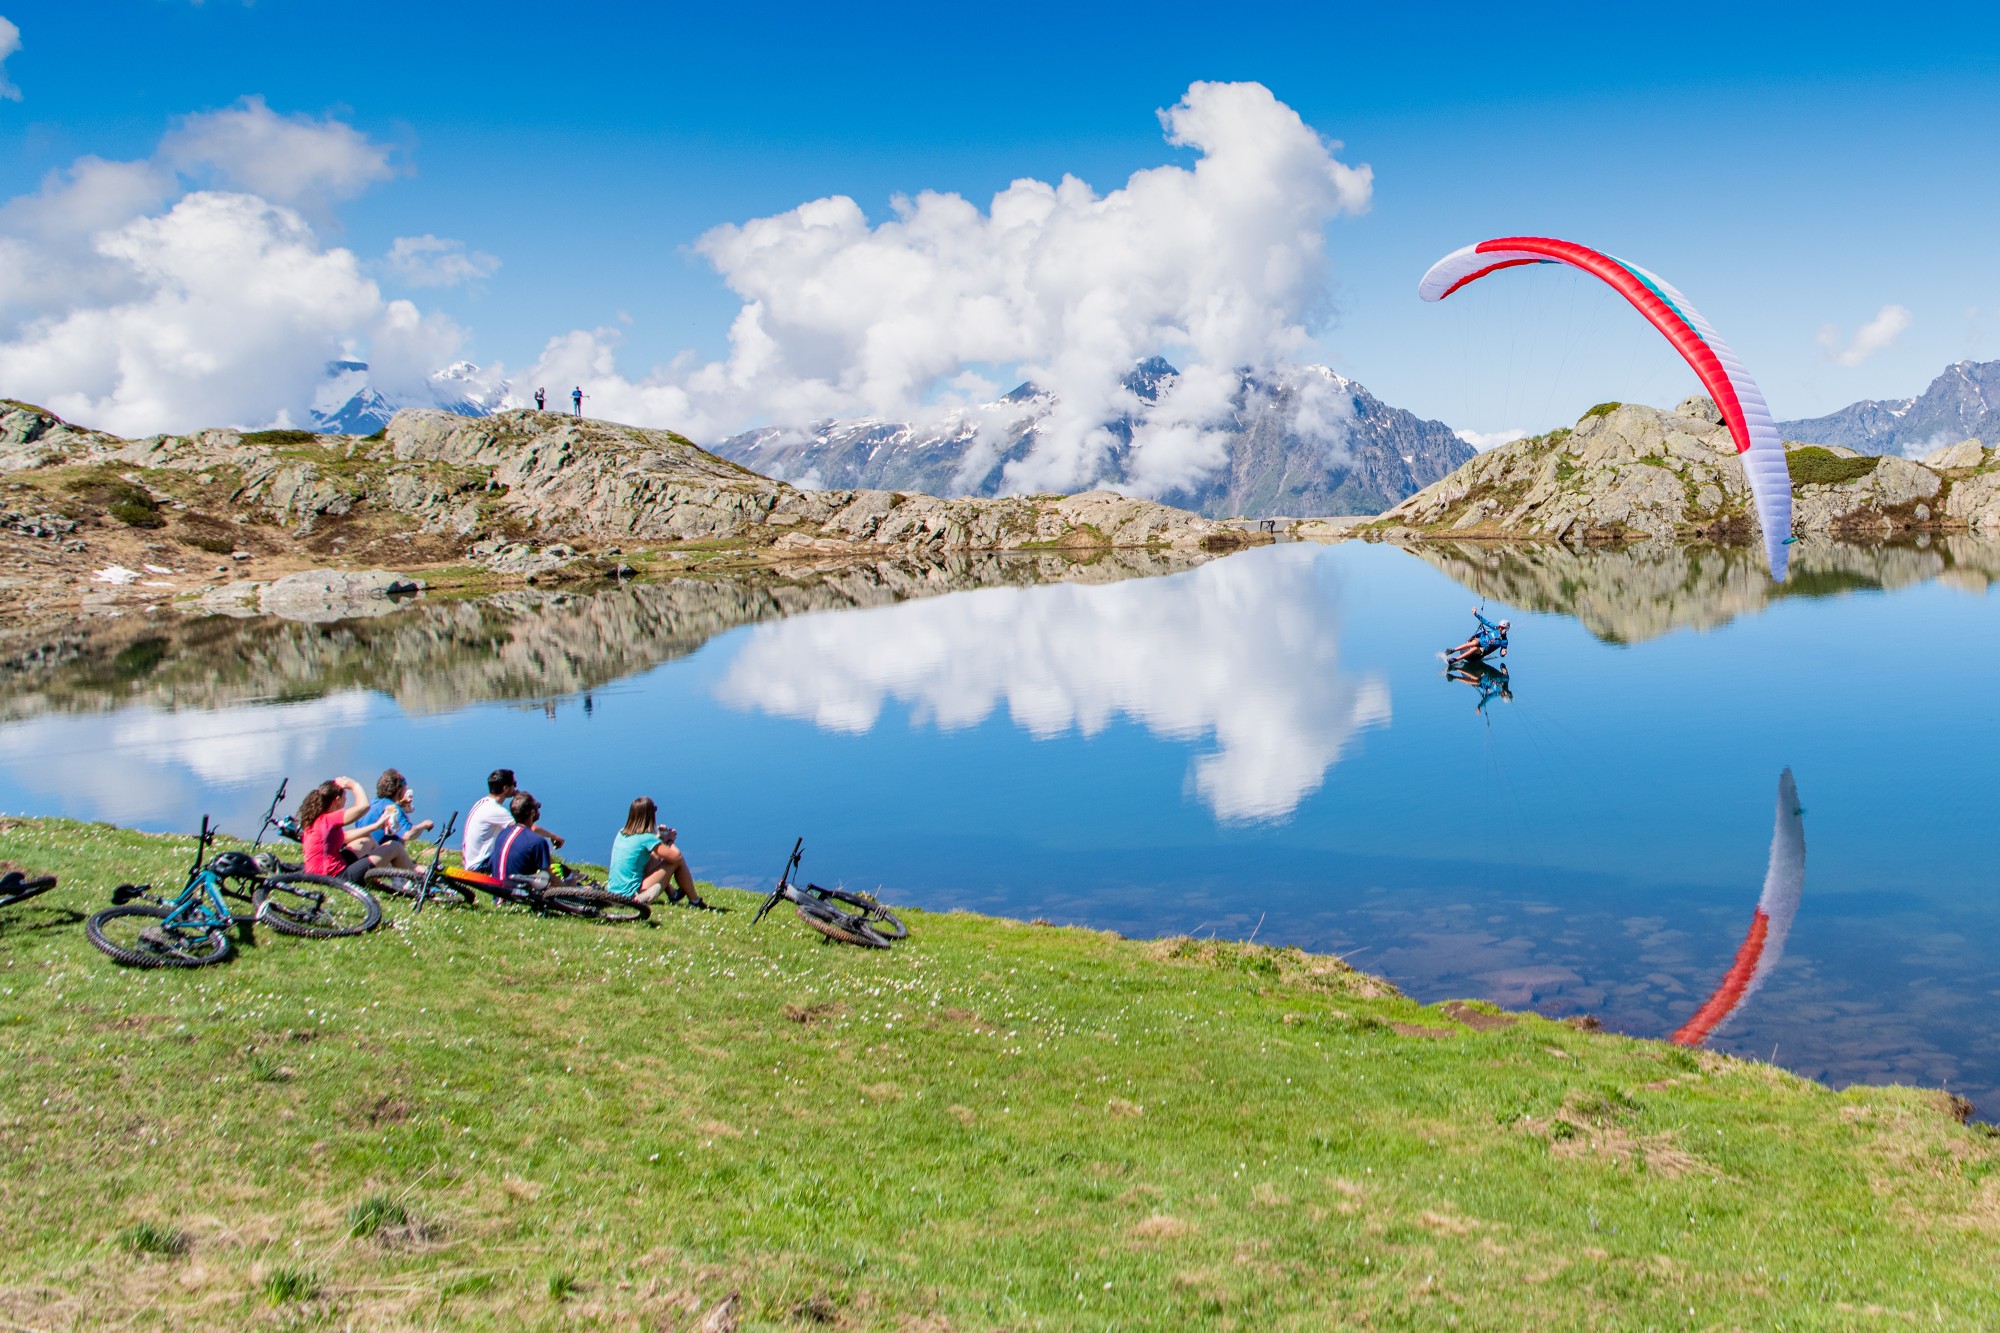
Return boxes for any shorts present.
[338,859,372,885]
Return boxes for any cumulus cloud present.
[520,81,1371,495]
[716,546,1390,821]
[1817,304,1911,367]
[1456,428,1529,452]
[0,101,459,434]
[0,16,22,102]
[159,96,395,216]
[384,233,500,287]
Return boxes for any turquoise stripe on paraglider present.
[1615,261,1700,341]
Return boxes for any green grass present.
[1787,447,1882,486]
[1581,401,1622,420]
[0,817,1996,1328]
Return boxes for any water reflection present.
[0,551,1209,721]
[1672,769,1807,1046]
[716,547,1390,820]
[1402,534,2000,643]
[1444,660,1512,716]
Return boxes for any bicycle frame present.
[149,817,240,933]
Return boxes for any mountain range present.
[711,359,1475,519]
[308,359,508,434]
[1777,359,2000,456]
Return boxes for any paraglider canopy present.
[1420,236,1792,582]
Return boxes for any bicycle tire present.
[814,887,907,941]
[364,867,476,909]
[86,905,234,968]
[0,874,57,909]
[542,888,651,923]
[254,873,382,938]
[796,899,889,949]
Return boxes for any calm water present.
[3,538,1997,1113]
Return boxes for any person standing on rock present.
[571,386,585,418]
[534,387,546,411]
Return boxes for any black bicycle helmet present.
[208,851,260,880]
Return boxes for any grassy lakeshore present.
[1,818,1995,1329]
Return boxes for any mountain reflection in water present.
[716,546,1389,820]
[1403,533,2000,643]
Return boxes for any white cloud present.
[0,192,388,434]
[0,102,468,434]
[160,96,395,216]
[384,233,500,288]
[521,81,1371,496]
[1456,428,1528,452]
[1817,304,1911,368]
[0,17,22,102]
[716,546,1389,821]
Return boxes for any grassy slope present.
[1,818,1995,1330]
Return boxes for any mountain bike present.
[440,862,650,923]
[0,869,57,910]
[363,812,474,913]
[754,838,905,948]
[86,817,379,967]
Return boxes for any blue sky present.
[2,1,1998,449]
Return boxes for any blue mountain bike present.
[85,815,379,968]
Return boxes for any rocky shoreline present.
[1367,395,2000,547]
[0,401,1267,622]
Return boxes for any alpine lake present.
[3,534,1995,1118]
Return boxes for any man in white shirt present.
[462,768,564,873]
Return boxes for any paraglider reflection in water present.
[1418,236,1794,583]
[1446,659,1512,716]
[1446,607,1508,667]
[1671,769,1806,1047]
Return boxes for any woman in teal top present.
[606,796,708,907]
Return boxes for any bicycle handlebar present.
[755,837,805,924]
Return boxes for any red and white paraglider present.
[1419,237,1794,582]
[1671,769,1806,1047]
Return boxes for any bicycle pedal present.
[112,883,149,905]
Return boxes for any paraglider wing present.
[1419,237,1792,582]
[1669,769,1806,1047]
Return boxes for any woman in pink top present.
[295,776,383,884]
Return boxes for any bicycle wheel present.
[364,868,475,910]
[543,888,650,923]
[815,887,907,941]
[86,905,234,968]
[254,873,382,938]
[797,899,889,948]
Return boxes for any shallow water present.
[3,538,1996,1115]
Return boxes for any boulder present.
[1922,438,1987,471]
[255,569,412,623]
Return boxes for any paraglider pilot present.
[1447,608,1508,666]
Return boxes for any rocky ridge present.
[1371,395,2000,546]
[0,401,1263,618]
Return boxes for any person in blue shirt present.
[1447,608,1509,666]
[605,795,707,907]
[491,791,555,881]
[354,768,434,871]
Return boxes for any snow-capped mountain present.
[713,359,1474,519]
[1778,359,2000,456]
[308,360,509,435]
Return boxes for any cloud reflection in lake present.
[715,546,1389,820]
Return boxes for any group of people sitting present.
[292,766,706,907]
